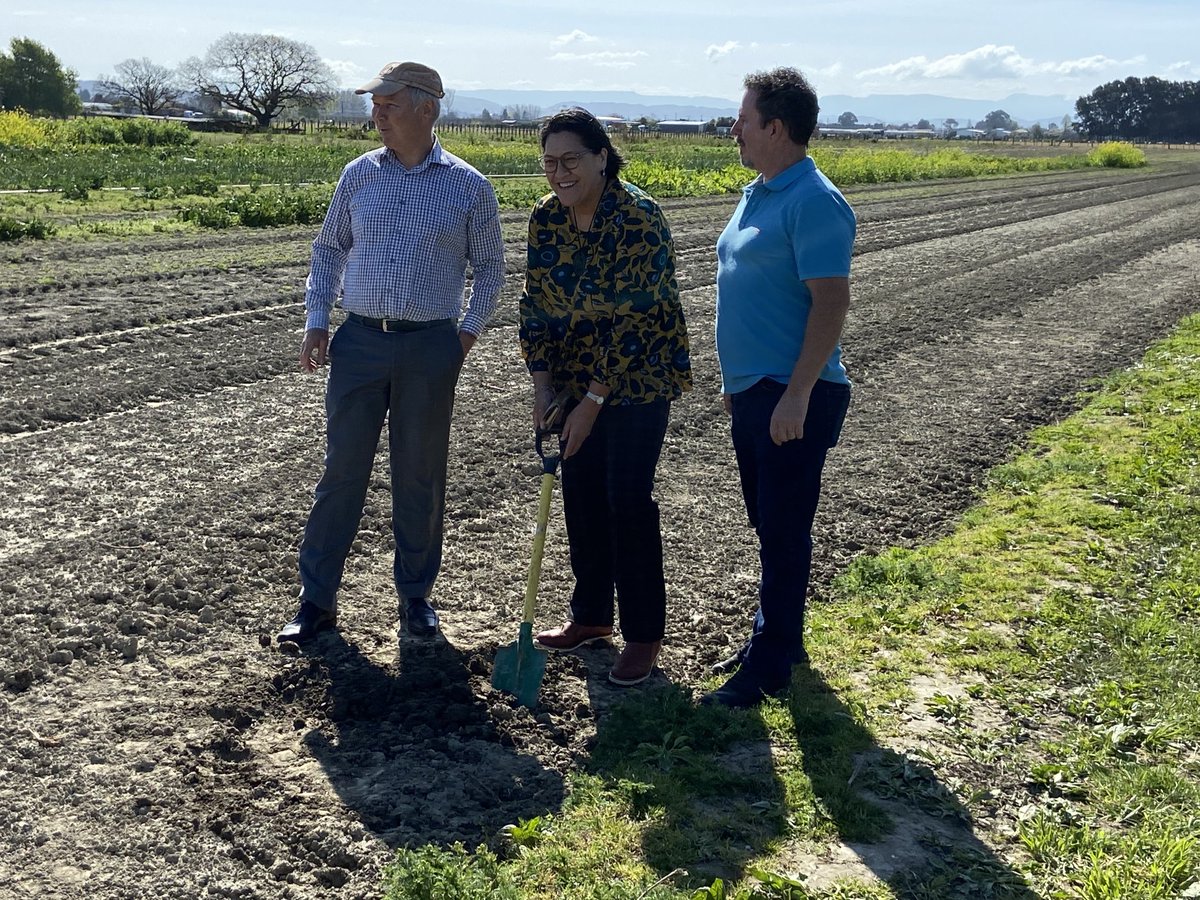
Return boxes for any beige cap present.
[355,61,445,98]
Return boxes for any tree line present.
[1075,77,1200,143]
[0,33,337,127]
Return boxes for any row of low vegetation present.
[376,315,1200,899]
[0,108,1147,239]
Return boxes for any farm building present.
[656,120,706,134]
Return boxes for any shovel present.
[492,396,566,708]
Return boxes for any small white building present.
[656,120,706,134]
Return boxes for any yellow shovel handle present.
[522,472,556,625]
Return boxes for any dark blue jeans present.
[731,378,851,688]
[298,318,462,611]
[560,398,671,643]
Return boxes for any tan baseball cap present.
[355,61,445,98]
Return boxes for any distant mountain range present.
[449,89,1078,127]
[76,80,1078,128]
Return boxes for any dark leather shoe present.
[608,640,662,686]
[712,643,808,674]
[405,598,439,637]
[711,643,748,674]
[277,601,336,643]
[700,666,786,709]
[535,621,613,652]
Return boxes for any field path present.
[2,159,1199,898]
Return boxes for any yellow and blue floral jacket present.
[519,180,692,406]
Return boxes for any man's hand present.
[458,330,477,359]
[770,388,810,446]
[300,328,329,372]
[722,393,732,416]
[561,399,601,459]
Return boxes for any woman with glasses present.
[519,107,692,687]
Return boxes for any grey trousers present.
[298,317,462,610]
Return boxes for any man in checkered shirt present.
[278,61,505,644]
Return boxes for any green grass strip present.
[379,312,1200,898]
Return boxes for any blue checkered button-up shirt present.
[304,139,505,335]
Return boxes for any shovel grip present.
[522,471,556,624]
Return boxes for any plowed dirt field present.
[3,159,1200,898]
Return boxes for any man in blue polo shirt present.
[703,67,855,708]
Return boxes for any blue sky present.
[4,0,1197,102]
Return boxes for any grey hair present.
[407,86,441,120]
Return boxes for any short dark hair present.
[539,107,625,180]
[744,67,819,146]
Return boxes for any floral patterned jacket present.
[519,180,692,406]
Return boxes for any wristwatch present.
[584,390,606,406]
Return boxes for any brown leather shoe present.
[535,621,613,652]
[608,640,662,686]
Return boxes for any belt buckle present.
[380,318,391,333]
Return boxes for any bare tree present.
[184,33,337,128]
[100,57,180,115]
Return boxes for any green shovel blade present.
[491,621,548,708]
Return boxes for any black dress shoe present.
[405,598,439,637]
[700,666,787,709]
[277,601,337,643]
[711,643,748,674]
[712,643,808,674]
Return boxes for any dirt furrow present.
[2,164,1199,899]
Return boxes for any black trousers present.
[731,378,851,687]
[560,398,671,643]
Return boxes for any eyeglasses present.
[539,150,595,173]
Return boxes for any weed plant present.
[0,214,55,241]
[1087,141,1147,167]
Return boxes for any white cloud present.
[1044,54,1124,76]
[1166,60,1197,75]
[553,29,599,48]
[706,41,741,62]
[324,59,365,82]
[858,44,1139,83]
[811,61,844,81]
[337,38,374,47]
[548,50,648,69]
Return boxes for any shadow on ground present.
[583,662,1038,898]
[300,632,566,850]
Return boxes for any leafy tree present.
[837,110,858,126]
[1076,76,1200,142]
[1029,122,1045,139]
[101,57,181,115]
[977,109,1015,132]
[182,33,337,127]
[916,118,932,130]
[0,37,80,116]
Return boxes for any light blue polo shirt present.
[715,156,855,393]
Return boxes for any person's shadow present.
[298,632,566,850]
[586,663,1040,898]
